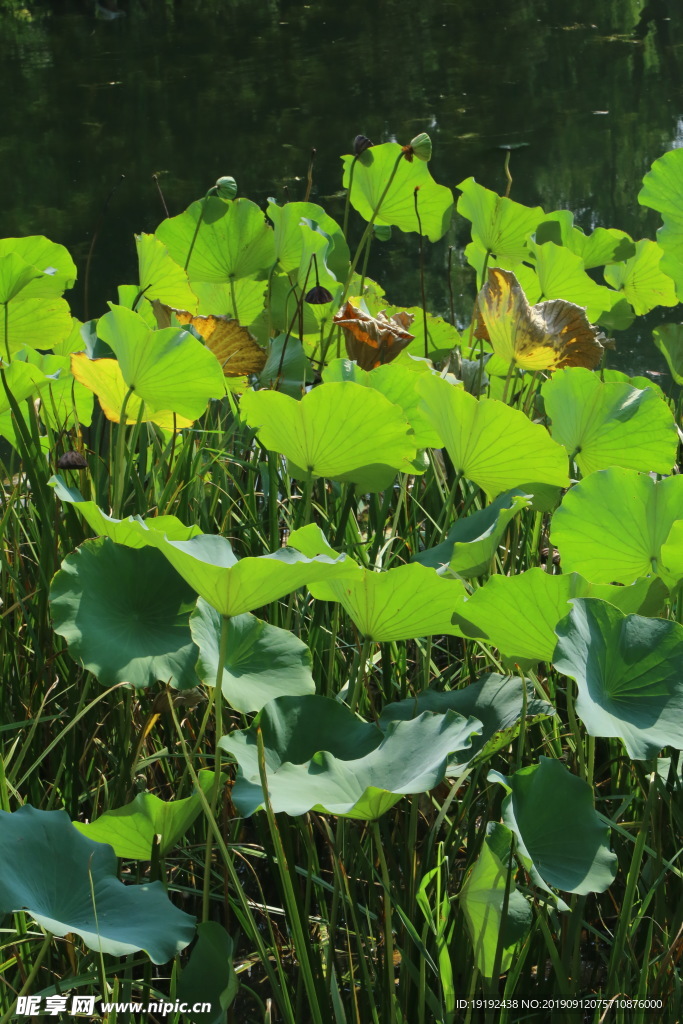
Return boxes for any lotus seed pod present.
[305,284,334,305]
[353,135,374,156]
[409,133,432,162]
[215,176,237,200]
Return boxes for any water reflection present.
[3,0,683,374]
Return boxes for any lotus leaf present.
[416,373,569,499]
[456,178,544,263]
[653,324,683,383]
[74,771,217,858]
[542,367,677,476]
[239,381,418,481]
[156,196,275,282]
[136,233,198,312]
[379,673,555,769]
[452,568,667,668]
[459,822,532,978]
[550,468,683,585]
[412,488,532,578]
[533,242,632,327]
[535,211,634,268]
[489,758,617,895]
[190,599,314,712]
[553,598,683,759]
[0,236,76,297]
[50,538,199,690]
[342,142,453,241]
[0,806,195,963]
[220,695,481,819]
[178,922,238,1023]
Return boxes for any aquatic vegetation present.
[0,137,682,1023]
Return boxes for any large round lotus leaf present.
[220,695,481,819]
[50,538,199,690]
[379,673,555,770]
[0,251,45,302]
[154,532,355,617]
[459,822,532,979]
[638,149,683,298]
[457,178,544,263]
[550,468,683,585]
[156,196,275,283]
[452,568,666,669]
[553,598,683,759]
[535,210,634,269]
[239,382,418,480]
[603,239,677,315]
[0,237,77,297]
[95,305,226,420]
[412,488,532,578]
[190,599,314,712]
[533,242,631,326]
[70,353,194,428]
[267,200,350,281]
[136,233,198,313]
[49,476,201,548]
[322,358,443,448]
[74,771,216,859]
[488,758,617,895]
[342,142,453,242]
[0,806,196,963]
[416,373,569,499]
[0,295,72,355]
[653,324,683,384]
[307,561,466,641]
[542,367,677,477]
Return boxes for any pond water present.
[4,0,683,374]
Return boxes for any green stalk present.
[0,930,52,1024]
[202,613,230,922]
[348,636,373,714]
[372,820,396,1017]
[256,727,326,1024]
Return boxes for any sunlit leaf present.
[603,239,677,314]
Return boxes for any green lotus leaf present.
[177,922,238,1024]
[653,324,683,384]
[535,211,635,268]
[322,358,443,448]
[220,695,481,819]
[457,178,544,263]
[0,806,196,963]
[73,771,217,859]
[190,599,314,712]
[0,251,45,303]
[0,237,77,297]
[156,196,275,282]
[267,200,350,281]
[638,149,683,298]
[306,561,466,641]
[154,532,355,617]
[533,242,631,327]
[239,382,418,480]
[193,277,267,325]
[258,334,311,396]
[660,520,683,584]
[600,368,666,401]
[413,488,532,577]
[458,822,532,978]
[542,367,677,476]
[553,598,683,760]
[489,758,617,895]
[452,568,667,668]
[136,233,198,312]
[379,673,555,770]
[50,538,199,690]
[464,243,543,300]
[342,142,453,241]
[49,476,201,547]
[550,468,683,585]
[417,373,569,499]
[96,305,226,420]
[0,294,73,356]
[603,239,677,314]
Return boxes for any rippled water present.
[4,0,683,374]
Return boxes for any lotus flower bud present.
[305,284,334,304]
[353,135,374,155]
[215,176,237,200]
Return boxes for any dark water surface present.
[4,0,683,373]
